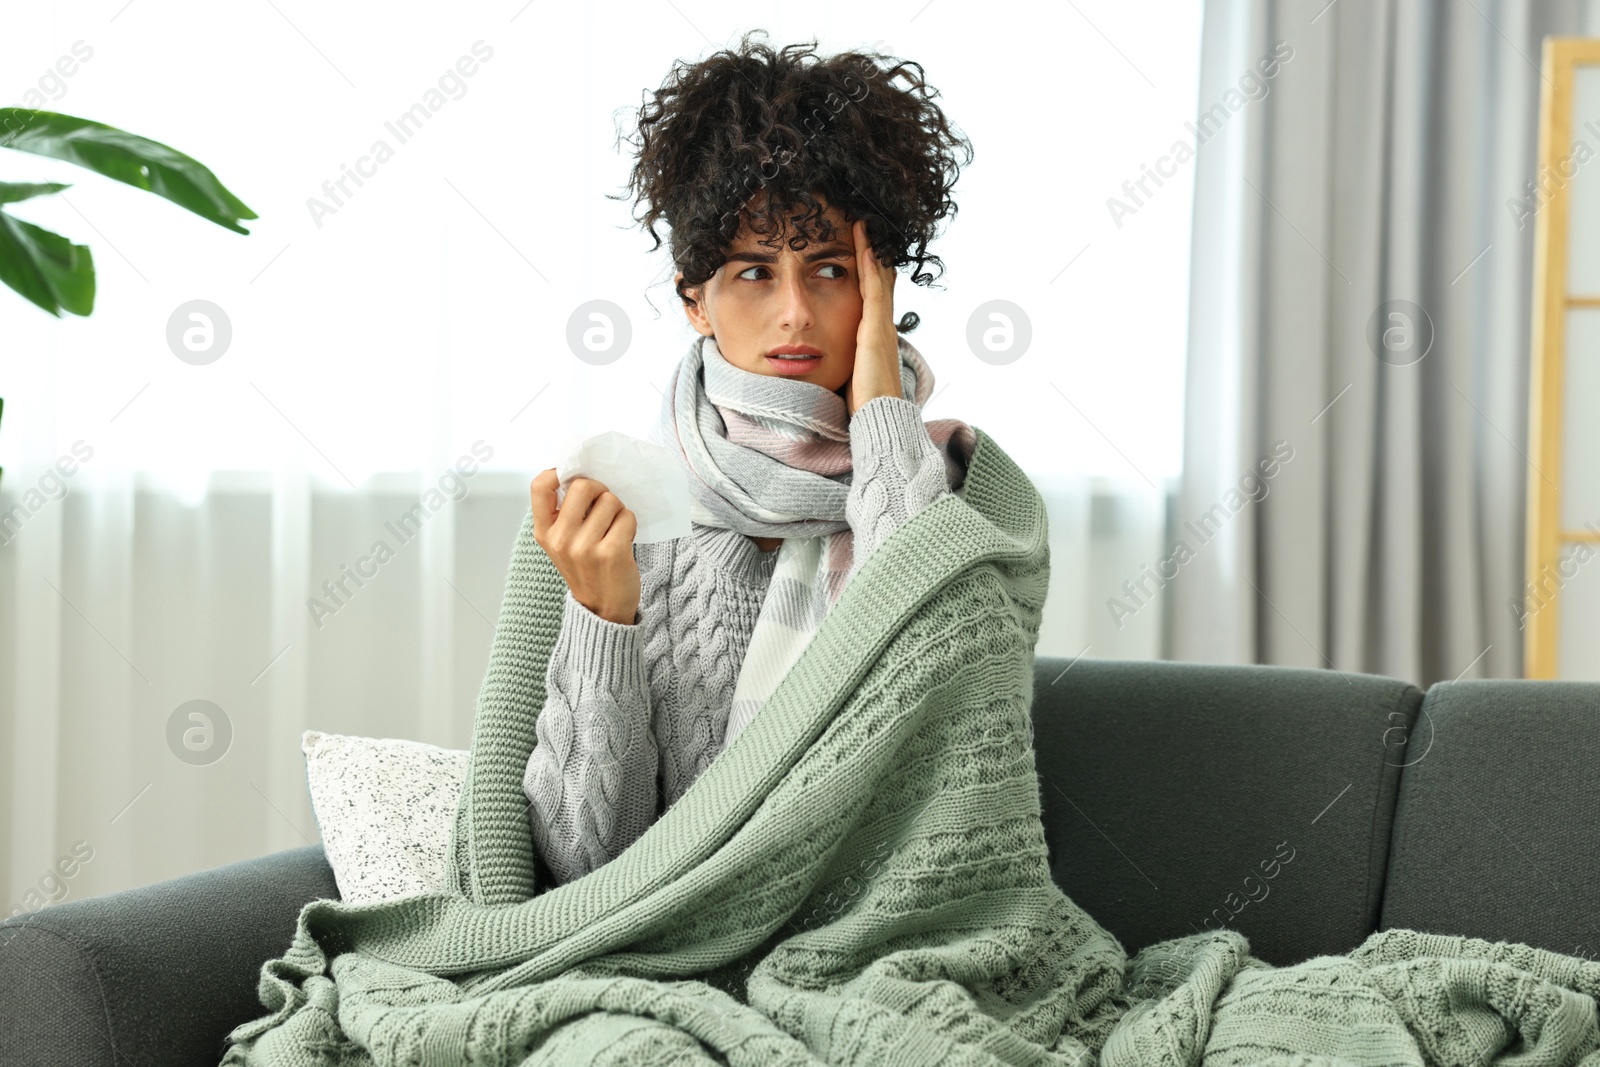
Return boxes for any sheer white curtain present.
[2,0,1198,905]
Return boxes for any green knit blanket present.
[222,429,1600,1067]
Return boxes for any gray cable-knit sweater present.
[522,395,967,885]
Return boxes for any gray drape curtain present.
[1176,0,1599,685]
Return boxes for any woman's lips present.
[765,354,823,376]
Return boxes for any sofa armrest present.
[0,844,338,1067]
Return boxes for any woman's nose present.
[775,269,814,329]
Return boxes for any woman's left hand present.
[844,217,901,415]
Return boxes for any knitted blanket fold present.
[221,428,1600,1067]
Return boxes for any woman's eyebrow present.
[724,243,854,265]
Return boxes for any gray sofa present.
[4,655,1598,1066]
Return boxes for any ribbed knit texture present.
[523,395,959,886]
[222,428,1600,1067]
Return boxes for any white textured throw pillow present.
[300,729,469,905]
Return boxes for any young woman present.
[521,32,975,886]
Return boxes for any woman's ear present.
[676,271,714,336]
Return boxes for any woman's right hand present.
[530,468,641,625]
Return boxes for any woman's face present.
[676,199,863,393]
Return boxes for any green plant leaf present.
[0,180,70,205]
[0,109,256,234]
[0,206,95,316]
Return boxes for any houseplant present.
[0,107,255,490]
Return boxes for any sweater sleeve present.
[845,395,957,580]
[521,587,660,886]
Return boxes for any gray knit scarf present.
[650,332,972,748]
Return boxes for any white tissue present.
[554,431,692,544]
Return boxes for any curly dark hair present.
[611,30,974,333]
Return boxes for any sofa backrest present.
[1029,655,1422,966]
[1378,678,1600,959]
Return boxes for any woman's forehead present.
[725,201,849,250]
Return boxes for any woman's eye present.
[735,264,849,281]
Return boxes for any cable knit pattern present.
[844,393,959,584]
[649,527,774,806]
[521,590,658,886]
[523,396,962,885]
